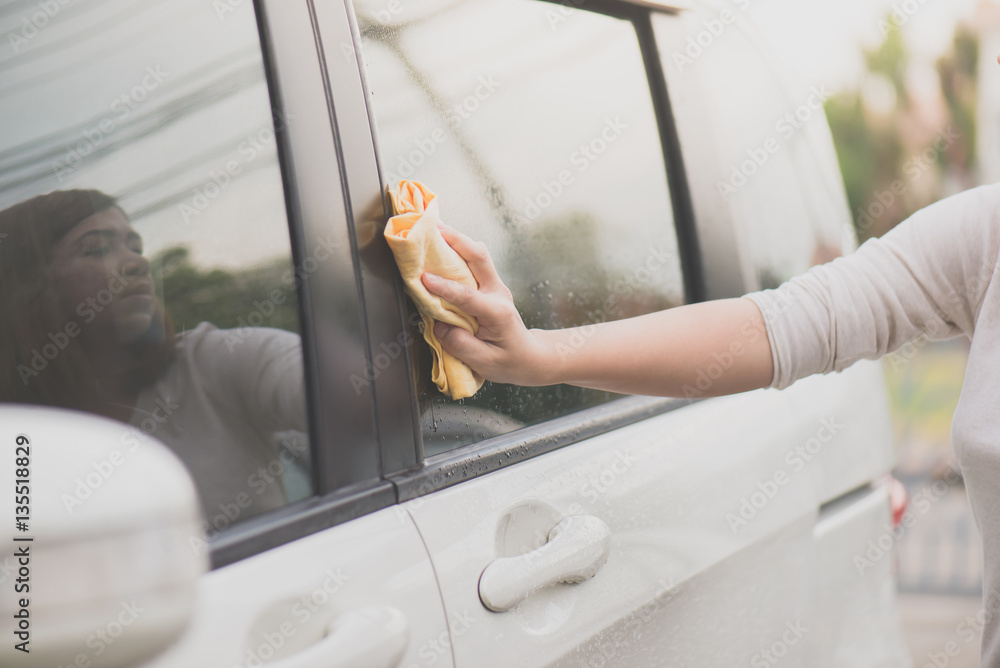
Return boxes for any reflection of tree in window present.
[508,211,682,330]
[151,246,299,334]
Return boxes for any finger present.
[422,272,501,323]
[434,321,491,371]
[435,224,505,292]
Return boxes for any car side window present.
[354,0,686,455]
[655,11,844,288]
[0,1,313,534]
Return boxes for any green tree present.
[825,18,979,242]
[150,246,300,334]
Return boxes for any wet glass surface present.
[355,0,686,455]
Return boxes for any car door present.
[324,0,911,665]
[0,1,451,666]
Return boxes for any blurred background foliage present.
[825,18,979,242]
[822,12,987,607]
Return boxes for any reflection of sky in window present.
[357,0,681,293]
[656,8,848,283]
[0,0,290,270]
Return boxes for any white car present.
[0,0,911,666]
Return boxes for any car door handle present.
[267,605,409,668]
[479,515,612,612]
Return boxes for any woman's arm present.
[421,224,774,398]
[426,184,1000,399]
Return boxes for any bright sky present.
[747,0,986,91]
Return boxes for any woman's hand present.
[420,224,557,386]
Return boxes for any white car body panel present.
[408,362,906,666]
[140,508,452,668]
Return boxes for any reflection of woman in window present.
[0,190,307,524]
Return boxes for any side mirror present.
[0,405,208,668]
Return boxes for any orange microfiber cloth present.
[384,180,485,400]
